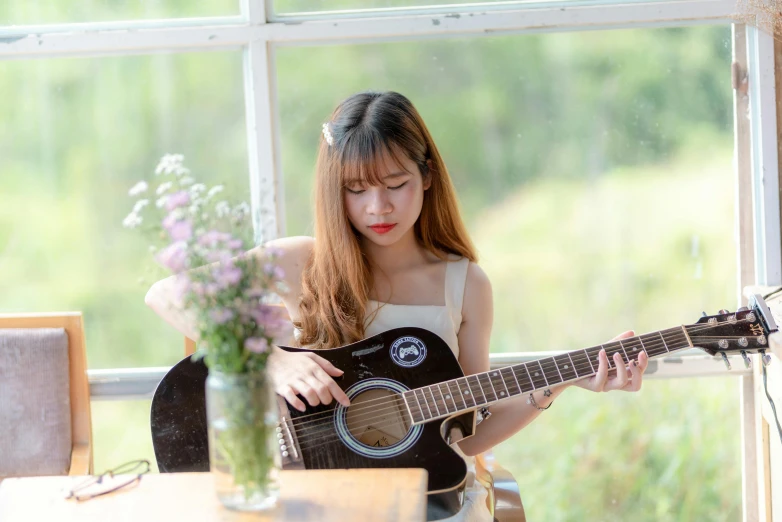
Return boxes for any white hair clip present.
[322,122,334,146]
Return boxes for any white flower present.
[190,183,207,195]
[215,201,231,218]
[128,181,148,196]
[122,212,142,229]
[156,196,169,209]
[179,176,194,186]
[132,199,149,213]
[155,154,185,176]
[156,181,173,195]
[174,166,190,177]
[233,202,250,217]
[207,185,224,198]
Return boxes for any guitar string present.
[284,321,752,431]
[284,322,729,428]
[285,330,685,431]
[284,331,765,453]
[284,331,759,443]
[284,326,757,434]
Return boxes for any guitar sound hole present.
[345,389,411,448]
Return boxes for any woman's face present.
[343,150,430,248]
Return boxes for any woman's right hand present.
[267,348,351,412]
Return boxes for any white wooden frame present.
[2,0,779,518]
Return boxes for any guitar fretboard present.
[402,326,691,424]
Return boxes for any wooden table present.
[0,469,428,522]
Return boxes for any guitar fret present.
[554,353,577,381]
[415,388,432,420]
[512,365,533,393]
[424,386,441,417]
[477,373,498,402]
[659,332,670,353]
[439,382,458,411]
[638,336,648,356]
[526,363,547,389]
[537,361,549,387]
[447,380,467,411]
[489,370,509,399]
[467,374,487,406]
[406,392,424,423]
[553,358,564,381]
[568,351,589,378]
[600,344,614,369]
[500,367,521,396]
[459,377,477,408]
[403,391,424,422]
[585,349,597,373]
[618,340,630,362]
[436,384,452,413]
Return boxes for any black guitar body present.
[279,327,474,519]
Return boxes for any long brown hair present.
[295,91,477,349]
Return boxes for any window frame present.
[2,1,778,517]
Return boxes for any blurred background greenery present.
[0,6,740,520]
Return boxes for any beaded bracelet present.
[527,391,553,411]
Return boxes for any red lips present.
[369,224,397,234]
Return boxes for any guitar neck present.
[403,325,693,425]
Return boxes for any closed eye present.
[388,182,408,190]
[345,187,365,195]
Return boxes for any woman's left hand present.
[572,330,648,393]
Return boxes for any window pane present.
[0,0,238,25]
[0,51,248,369]
[92,400,159,473]
[276,25,738,519]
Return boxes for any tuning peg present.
[702,311,708,317]
[737,306,749,312]
[719,309,730,315]
[721,352,732,370]
[762,351,772,367]
[741,351,752,369]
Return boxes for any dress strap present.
[444,256,470,332]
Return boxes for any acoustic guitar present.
[150,294,778,520]
[273,294,778,518]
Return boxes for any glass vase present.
[205,370,281,512]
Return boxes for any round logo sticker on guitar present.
[390,336,427,367]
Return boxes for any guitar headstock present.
[686,294,778,367]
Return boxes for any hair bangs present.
[338,129,412,188]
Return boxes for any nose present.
[366,188,392,215]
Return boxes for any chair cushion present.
[0,328,72,478]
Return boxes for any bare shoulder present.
[462,261,493,320]
[247,236,314,298]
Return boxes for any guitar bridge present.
[276,396,304,469]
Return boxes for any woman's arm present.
[454,264,648,457]
[144,235,314,340]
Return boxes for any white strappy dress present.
[295,255,492,522]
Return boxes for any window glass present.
[0,0,238,26]
[0,51,248,369]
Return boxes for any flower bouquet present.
[124,154,287,511]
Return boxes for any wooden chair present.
[0,312,93,477]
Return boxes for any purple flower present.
[209,308,235,325]
[205,249,234,264]
[250,304,291,339]
[165,190,191,211]
[155,242,188,273]
[198,230,225,248]
[168,219,193,242]
[264,263,285,280]
[245,337,269,354]
[212,264,243,288]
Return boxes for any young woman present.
[146,91,649,521]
